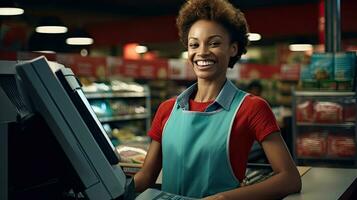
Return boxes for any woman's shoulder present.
[155,97,177,115]
[242,94,271,109]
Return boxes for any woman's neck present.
[194,77,226,102]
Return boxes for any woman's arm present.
[134,140,162,192]
[204,132,301,200]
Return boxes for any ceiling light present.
[0,7,24,16]
[36,26,68,34]
[66,28,94,45]
[248,33,261,41]
[66,37,93,45]
[33,50,56,54]
[289,44,313,51]
[35,16,68,34]
[135,45,148,54]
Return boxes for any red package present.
[313,101,343,123]
[327,134,356,157]
[296,100,314,122]
[296,132,327,157]
[343,103,356,122]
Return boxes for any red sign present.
[239,63,281,80]
[280,64,301,80]
[56,54,107,78]
[115,59,168,79]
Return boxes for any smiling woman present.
[134,0,301,199]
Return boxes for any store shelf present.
[296,122,355,128]
[84,84,151,146]
[85,92,149,99]
[98,113,149,123]
[294,91,355,97]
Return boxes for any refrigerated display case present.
[292,91,357,167]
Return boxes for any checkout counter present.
[153,166,357,199]
[285,167,357,200]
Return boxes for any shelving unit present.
[292,90,357,167]
[84,85,151,146]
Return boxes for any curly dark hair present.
[176,0,249,68]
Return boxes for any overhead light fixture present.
[36,26,68,34]
[248,33,261,41]
[0,7,24,16]
[135,45,148,54]
[66,37,93,45]
[33,50,56,54]
[0,1,24,16]
[66,28,94,45]
[35,16,68,34]
[289,44,313,52]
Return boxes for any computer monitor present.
[1,56,129,199]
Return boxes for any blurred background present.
[1,0,357,167]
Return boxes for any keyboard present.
[243,163,275,185]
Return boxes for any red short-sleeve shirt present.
[148,95,280,182]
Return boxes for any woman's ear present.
[230,42,238,57]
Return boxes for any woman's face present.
[187,20,237,81]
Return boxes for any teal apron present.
[162,87,247,198]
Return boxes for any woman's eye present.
[210,42,220,46]
[189,43,198,48]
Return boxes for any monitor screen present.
[3,56,127,199]
[55,67,120,165]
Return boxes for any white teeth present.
[196,60,214,66]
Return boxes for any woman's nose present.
[197,44,210,56]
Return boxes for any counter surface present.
[284,167,357,200]
[154,166,357,199]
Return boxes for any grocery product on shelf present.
[90,100,112,117]
[296,100,314,122]
[299,51,356,91]
[327,133,356,157]
[296,132,327,157]
[313,101,343,123]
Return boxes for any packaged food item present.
[296,132,327,157]
[310,53,334,81]
[301,80,319,90]
[334,52,356,81]
[343,99,356,122]
[110,100,130,115]
[336,80,353,91]
[327,133,356,157]
[296,100,314,122]
[90,100,112,117]
[116,146,147,164]
[300,64,319,90]
[319,80,337,90]
[313,101,343,123]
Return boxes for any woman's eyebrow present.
[188,35,223,40]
